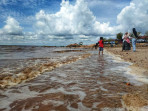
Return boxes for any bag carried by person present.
[133,28,138,38]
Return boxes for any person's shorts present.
[99,47,103,51]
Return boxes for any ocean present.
[0,45,147,111]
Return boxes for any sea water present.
[0,46,147,111]
[0,45,90,88]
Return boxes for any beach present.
[106,47,148,77]
[105,46,148,111]
[1,0,148,110]
[0,45,148,111]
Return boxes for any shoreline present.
[0,46,148,110]
[105,47,148,78]
[104,48,148,84]
[105,47,148,111]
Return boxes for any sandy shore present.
[105,46,148,111]
[105,47,148,76]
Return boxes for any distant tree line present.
[101,30,148,44]
[116,30,148,41]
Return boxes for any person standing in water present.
[98,37,104,55]
[131,28,138,52]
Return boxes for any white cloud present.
[35,0,114,36]
[0,16,23,35]
[117,0,148,33]
[1,0,148,46]
[0,0,7,5]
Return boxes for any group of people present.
[96,28,139,55]
[122,28,138,52]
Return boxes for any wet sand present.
[105,47,148,111]
[105,47,148,82]
[0,50,148,111]
[105,47,148,70]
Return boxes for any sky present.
[0,0,148,46]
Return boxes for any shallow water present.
[0,46,90,88]
[0,46,147,111]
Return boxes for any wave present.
[0,53,91,88]
[53,49,84,53]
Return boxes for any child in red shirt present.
[98,37,104,55]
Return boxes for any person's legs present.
[124,41,128,50]
[122,41,125,51]
[127,43,130,50]
[132,38,136,52]
[99,47,100,55]
[99,47,103,55]
[129,43,131,50]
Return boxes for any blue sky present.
[0,0,62,31]
[0,0,148,46]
